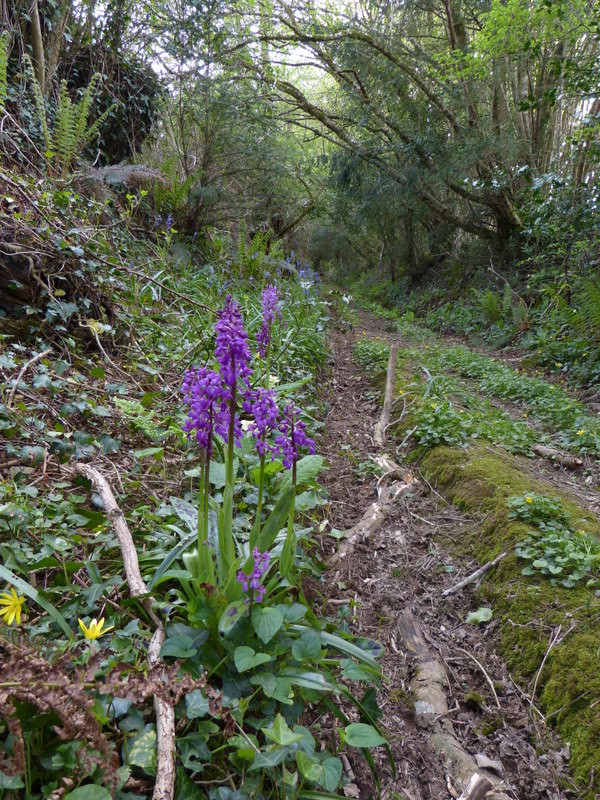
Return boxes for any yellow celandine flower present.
[78,617,114,641]
[0,588,26,626]
[525,496,533,504]
[577,430,585,436]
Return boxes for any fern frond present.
[73,72,102,145]
[114,397,162,441]
[502,283,513,317]
[81,102,117,147]
[476,289,502,323]
[237,219,247,272]
[55,80,76,175]
[23,54,51,151]
[0,31,10,114]
[574,279,600,337]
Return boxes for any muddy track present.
[317,311,576,800]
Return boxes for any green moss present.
[418,444,600,795]
[356,323,600,796]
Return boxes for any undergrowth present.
[0,183,388,798]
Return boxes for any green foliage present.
[510,493,600,587]
[574,278,600,335]
[114,397,163,441]
[0,31,9,114]
[23,58,116,176]
[476,289,503,324]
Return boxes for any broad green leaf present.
[248,748,289,770]
[64,787,112,800]
[250,672,293,704]
[0,770,24,790]
[296,751,322,782]
[218,600,249,637]
[210,458,238,489]
[252,605,284,643]
[465,607,493,625]
[170,497,198,533]
[279,669,336,693]
[264,713,304,746]
[279,455,325,491]
[340,659,376,682]
[254,487,295,551]
[292,627,380,670]
[292,630,322,661]
[185,689,209,719]
[234,645,272,672]
[128,730,157,772]
[321,757,343,791]
[149,529,196,589]
[160,635,197,659]
[276,602,307,622]
[344,723,387,748]
[0,564,72,637]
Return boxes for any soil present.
[317,310,578,800]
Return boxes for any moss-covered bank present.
[421,445,600,793]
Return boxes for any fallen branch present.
[397,611,511,798]
[531,444,583,470]
[329,477,419,563]
[456,773,493,800]
[442,552,507,597]
[374,343,399,446]
[6,348,52,409]
[72,463,174,800]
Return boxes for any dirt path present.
[318,311,576,800]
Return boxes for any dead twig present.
[6,348,52,409]
[457,647,501,710]
[442,552,507,597]
[374,343,398,447]
[71,463,174,800]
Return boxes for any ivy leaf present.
[185,690,209,719]
[128,730,157,773]
[264,713,304,746]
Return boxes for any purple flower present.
[274,403,315,470]
[182,367,229,455]
[215,295,253,391]
[165,213,174,231]
[257,284,282,358]
[237,548,271,603]
[242,387,280,457]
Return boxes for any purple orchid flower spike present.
[275,403,316,477]
[257,284,283,358]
